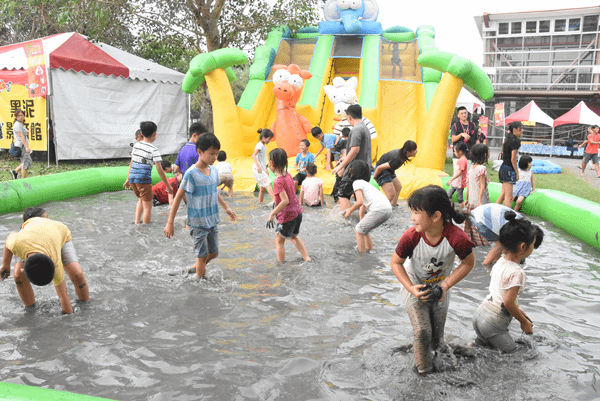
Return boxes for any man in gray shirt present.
[332,104,372,211]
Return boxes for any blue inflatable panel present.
[318,21,383,35]
[531,159,561,174]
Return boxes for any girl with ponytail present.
[472,211,543,353]
[391,185,475,374]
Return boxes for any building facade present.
[474,6,600,145]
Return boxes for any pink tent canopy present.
[505,100,554,126]
[553,101,600,127]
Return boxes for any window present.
[583,15,599,32]
[555,19,566,32]
[539,20,550,33]
[526,21,537,33]
[486,31,497,37]
[499,23,509,35]
[569,18,581,31]
[511,22,521,34]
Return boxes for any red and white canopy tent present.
[0,32,188,161]
[505,100,558,155]
[554,101,600,127]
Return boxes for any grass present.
[0,152,177,182]
[2,151,599,204]
[443,157,600,204]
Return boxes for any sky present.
[361,0,598,67]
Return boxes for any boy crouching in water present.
[164,134,236,278]
[1,208,90,314]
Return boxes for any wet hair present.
[347,160,372,182]
[311,127,323,138]
[499,211,539,253]
[134,129,142,140]
[269,148,288,171]
[258,128,274,140]
[518,155,533,170]
[397,140,417,166]
[453,141,468,154]
[23,207,46,222]
[217,150,227,162]
[13,109,25,123]
[305,162,317,176]
[24,253,55,286]
[196,133,220,152]
[470,143,489,165]
[457,106,468,113]
[508,121,522,134]
[140,121,157,138]
[408,185,465,224]
[189,122,208,139]
[346,104,362,120]
[161,160,172,170]
[300,139,310,148]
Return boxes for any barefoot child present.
[216,150,234,197]
[512,155,535,212]
[463,144,490,211]
[294,139,315,187]
[1,208,90,314]
[252,129,275,203]
[372,140,417,206]
[312,126,341,171]
[153,162,184,206]
[391,185,475,374]
[164,134,237,278]
[266,148,311,263]
[124,121,173,224]
[446,142,468,205]
[472,212,544,352]
[299,162,325,207]
[343,160,392,252]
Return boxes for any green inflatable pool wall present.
[0,382,117,401]
[0,167,169,215]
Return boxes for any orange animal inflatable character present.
[270,64,313,156]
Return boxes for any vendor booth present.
[0,33,188,161]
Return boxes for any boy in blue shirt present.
[311,126,340,171]
[293,139,315,187]
[164,134,236,278]
[174,122,208,176]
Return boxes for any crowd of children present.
[1,116,547,376]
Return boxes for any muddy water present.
[0,190,599,400]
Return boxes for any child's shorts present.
[375,169,396,186]
[190,226,219,258]
[14,241,78,265]
[583,152,599,164]
[293,173,307,185]
[276,213,303,239]
[132,183,153,201]
[498,164,517,184]
[219,173,234,188]
[471,218,499,242]
[356,209,392,235]
[253,168,271,188]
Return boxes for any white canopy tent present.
[456,88,485,114]
[0,33,188,161]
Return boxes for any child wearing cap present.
[0,207,89,314]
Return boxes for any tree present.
[106,0,325,53]
[0,0,135,50]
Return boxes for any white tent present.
[0,33,188,161]
[456,88,485,113]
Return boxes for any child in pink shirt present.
[446,142,468,204]
[267,148,311,263]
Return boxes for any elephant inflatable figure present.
[322,0,381,34]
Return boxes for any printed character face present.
[410,209,434,233]
[198,146,220,166]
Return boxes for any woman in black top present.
[496,121,523,207]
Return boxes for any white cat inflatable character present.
[323,76,358,119]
